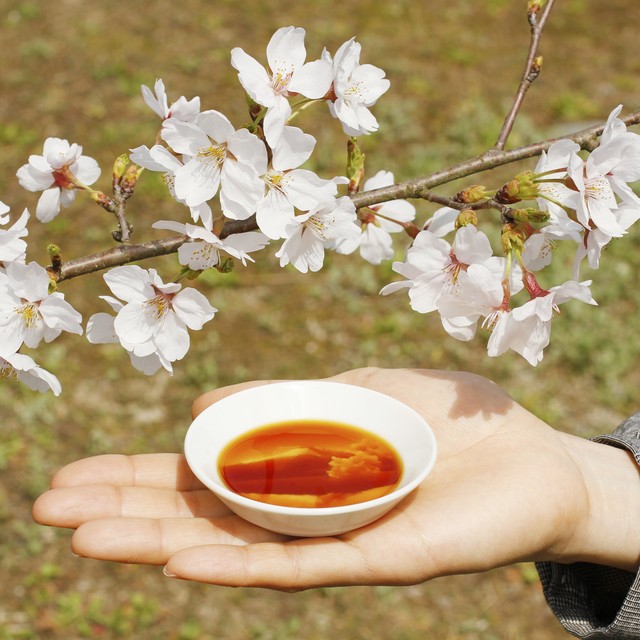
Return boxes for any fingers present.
[33,485,231,529]
[163,537,381,590]
[70,516,289,565]
[49,454,203,491]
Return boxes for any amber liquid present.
[218,420,403,508]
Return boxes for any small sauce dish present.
[184,380,437,537]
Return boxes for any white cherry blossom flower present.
[487,280,596,366]
[141,78,200,123]
[0,261,82,355]
[597,104,640,206]
[436,258,521,342]
[380,225,494,313]
[152,220,269,270]
[423,206,459,238]
[563,106,640,239]
[161,111,264,219]
[325,38,390,136]
[231,26,332,146]
[521,213,583,272]
[254,126,345,239]
[486,309,547,367]
[275,197,360,273]
[102,265,217,364]
[130,144,213,229]
[331,170,415,264]
[534,139,580,220]
[0,207,29,265]
[566,150,625,237]
[0,351,61,395]
[572,203,640,275]
[16,138,101,222]
[86,296,172,376]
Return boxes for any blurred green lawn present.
[1,0,639,638]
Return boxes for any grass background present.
[1,0,639,637]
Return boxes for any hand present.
[33,367,640,590]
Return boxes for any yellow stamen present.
[145,294,170,320]
[16,303,40,328]
[197,145,227,166]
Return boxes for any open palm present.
[33,368,590,590]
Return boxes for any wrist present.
[554,432,640,572]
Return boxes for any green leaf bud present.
[510,208,550,223]
[454,184,490,204]
[496,171,540,204]
[112,154,129,184]
[346,137,366,194]
[454,209,478,228]
[501,223,526,254]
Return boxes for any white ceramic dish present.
[184,380,437,537]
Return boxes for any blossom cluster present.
[1,24,638,395]
[382,105,640,365]
[0,26,396,394]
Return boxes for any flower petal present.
[35,188,62,223]
[172,288,217,330]
[104,265,154,303]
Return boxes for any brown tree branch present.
[494,0,555,151]
[53,109,640,283]
[350,110,640,208]
[54,215,263,281]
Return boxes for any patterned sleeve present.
[535,412,640,638]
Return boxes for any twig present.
[494,0,556,151]
[53,109,640,283]
[351,109,640,209]
[111,196,132,243]
[55,215,262,282]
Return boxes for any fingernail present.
[163,565,177,578]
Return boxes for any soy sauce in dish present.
[218,419,403,508]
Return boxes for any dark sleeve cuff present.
[535,412,640,638]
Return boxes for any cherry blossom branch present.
[52,109,640,283]
[350,109,640,208]
[494,0,556,151]
[52,217,260,282]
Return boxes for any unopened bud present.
[528,209,550,223]
[533,56,543,74]
[510,208,550,223]
[527,56,543,82]
[346,137,366,194]
[112,154,129,186]
[455,209,478,228]
[454,185,489,204]
[120,164,144,199]
[495,171,539,204]
[501,223,526,254]
[496,179,521,204]
[47,244,63,272]
[527,0,547,25]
